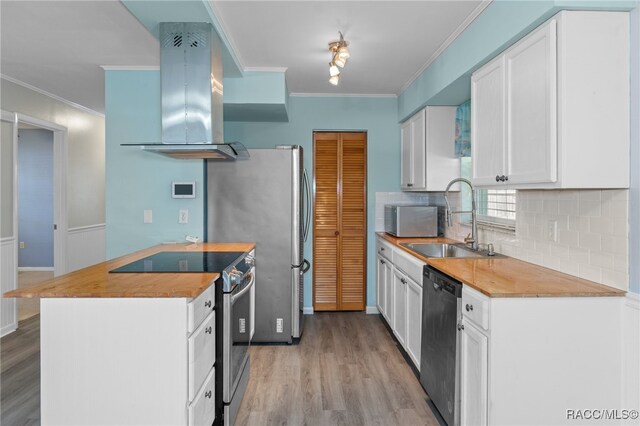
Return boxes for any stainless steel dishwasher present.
[420,265,462,426]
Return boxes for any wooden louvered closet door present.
[313,132,367,311]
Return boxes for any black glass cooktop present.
[109,251,244,273]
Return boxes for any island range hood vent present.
[122,22,249,160]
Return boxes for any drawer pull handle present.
[205,300,212,308]
[205,390,212,399]
[496,175,501,182]
[381,247,385,251]
[205,326,212,334]
[400,278,407,284]
[465,304,473,312]
[457,323,465,331]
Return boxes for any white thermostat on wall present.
[172,182,196,199]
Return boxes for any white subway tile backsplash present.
[579,232,601,251]
[375,189,629,291]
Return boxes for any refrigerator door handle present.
[302,259,311,273]
[303,168,311,242]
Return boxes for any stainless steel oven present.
[221,250,255,426]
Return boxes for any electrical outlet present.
[547,220,558,242]
[179,209,188,224]
[143,210,153,224]
[239,318,246,334]
[19,241,25,249]
[276,318,283,333]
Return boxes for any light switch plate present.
[143,210,153,224]
[179,209,188,224]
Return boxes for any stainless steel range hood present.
[123,22,248,160]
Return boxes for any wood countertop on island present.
[377,233,625,298]
[4,242,255,299]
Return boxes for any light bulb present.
[334,56,346,68]
[329,63,340,77]
[329,75,339,86]
[337,46,350,61]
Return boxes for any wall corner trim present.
[366,306,380,315]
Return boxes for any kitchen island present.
[5,242,255,426]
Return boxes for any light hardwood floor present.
[236,312,439,425]
[1,313,439,425]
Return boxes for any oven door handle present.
[231,269,255,305]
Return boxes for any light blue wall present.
[105,71,205,259]
[225,96,400,308]
[18,129,53,267]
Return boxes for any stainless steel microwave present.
[384,205,442,237]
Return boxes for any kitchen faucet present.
[444,178,479,251]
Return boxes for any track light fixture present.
[328,31,350,85]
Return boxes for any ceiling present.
[0,1,487,114]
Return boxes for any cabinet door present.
[471,55,506,186]
[400,121,412,189]
[410,110,426,190]
[505,19,557,185]
[384,260,394,326]
[376,255,386,317]
[392,268,407,347]
[460,319,488,426]
[405,277,422,370]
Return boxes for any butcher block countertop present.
[378,233,624,298]
[4,243,255,299]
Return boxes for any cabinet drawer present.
[188,284,215,333]
[394,248,425,285]
[376,238,394,261]
[188,367,216,426]
[462,286,490,331]
[188,311,216,401]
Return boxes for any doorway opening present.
[0,110,67,334]
[17,126,54,320]
[312,131,367,311]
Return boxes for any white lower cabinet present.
[460,285,624,425]
[405,277,422,370]
[376,255,386,318]
[459,318,488,426]
[40,287,217,426]
[392,267,407,347]
[376,237,425,371]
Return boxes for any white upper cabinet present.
[471,55,506,186]
[401,107,459,191]
[471,11,629,189]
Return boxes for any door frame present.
[312,130,368,311]
[4,110,69,279]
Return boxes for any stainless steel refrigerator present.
[206,146,310,343]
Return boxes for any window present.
[460,157,516,230]
[477,189,516,229]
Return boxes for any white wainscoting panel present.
[67,224,105,273]
[1,237,17,336]
[623,292,640,412]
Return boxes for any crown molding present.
[100,65,159,71]
[206,0,246,72]
[289,92,397,99]
[243,67,288,73]
[398,0,493,95]
[0,74,104,117]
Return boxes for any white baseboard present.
[303,307,314,315]
[18,266,54,272]
[366,305,380,314]
[1,323,17,337]
[623,292,640,411]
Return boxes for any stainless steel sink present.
[401,242,494,259]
